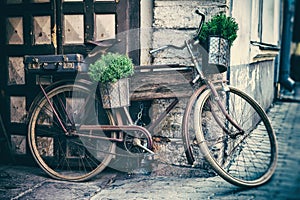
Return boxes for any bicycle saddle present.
[85,39,120,48]
[84,39,121,64]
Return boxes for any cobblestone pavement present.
[91,101,300,200]
[1,100,300,200]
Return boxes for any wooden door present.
[0,0,139,163]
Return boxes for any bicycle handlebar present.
[194,10,205,40]
[149,10,205,55]
[149,44,186,54]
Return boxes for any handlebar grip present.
[194,10,205,40]
[195,10,205,18]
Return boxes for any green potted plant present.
[88,52,134,108]
[198,13,239,73]
[198,13,239,47]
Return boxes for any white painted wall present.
[229,0,282,107]
[230,0,282,66]
[230,0,252,66]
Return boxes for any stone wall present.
[152,0,227,65]
[144,0,276,174]
[148,0,228,170]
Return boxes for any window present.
[259,0,281,45]
[249,0,281,61]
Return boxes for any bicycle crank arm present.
[133,138,155,154]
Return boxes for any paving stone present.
[1,94,300,199]
[91,100,300,199]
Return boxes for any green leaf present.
[198,13,239,47]
[88,52,134,83]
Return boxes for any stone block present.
[152,29,195,65]
[153,1,227,29]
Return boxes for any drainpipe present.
[279,0,295,92]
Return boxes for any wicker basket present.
[100,78,130,109]
[205,36,230,74]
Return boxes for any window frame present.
[250,0,282,62]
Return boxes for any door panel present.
[0,0,138,162]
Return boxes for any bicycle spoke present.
[28,83,116,181]
[194,86,277,187]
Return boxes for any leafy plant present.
[198,13,239,46]
[88,52,134,83]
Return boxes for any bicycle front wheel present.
[28,82,116,181]
[194,86,277,187]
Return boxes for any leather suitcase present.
[24,54,87,73]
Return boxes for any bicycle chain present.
[134,103,144,125]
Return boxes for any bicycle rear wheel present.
[194,86,277,187]
[28,82,116,181]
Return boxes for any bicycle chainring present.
[123,132,149,154]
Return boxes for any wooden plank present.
[62,2,85,14]
[128,0,140,65]
[94,2,116,13]
[130,66,194,100]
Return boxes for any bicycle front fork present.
[207,81,245,137]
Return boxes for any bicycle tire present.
[182,85,207,165]
[194,86,278,187]
[28,82,116,181]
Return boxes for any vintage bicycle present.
[25,11,277,187]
